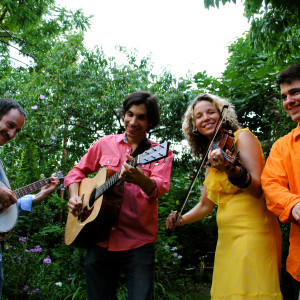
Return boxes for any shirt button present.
[127,149,130,152]
[112,227,115,231]
[107,161,110,163]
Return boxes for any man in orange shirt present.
[261,64,300,300]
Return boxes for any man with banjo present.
[64,91,173,300]
[0,98,59,298]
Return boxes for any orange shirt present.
[261,124,300,282]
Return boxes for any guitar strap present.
[0,159,10,188]
[130,138,151,159]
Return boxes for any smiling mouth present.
[0,132,10,142]
[203,123,215,128]
[289,105,300,113]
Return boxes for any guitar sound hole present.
[89,189,97,207]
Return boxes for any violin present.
[209,128,241,171]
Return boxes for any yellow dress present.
[204,129,282,300]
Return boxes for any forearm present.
[181,198,214,226]
[68,182,80,198]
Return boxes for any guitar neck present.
[95,157,138,199]
[14,178,51,199]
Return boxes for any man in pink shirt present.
[64,91,173,300]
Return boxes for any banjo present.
[0,171,64,241]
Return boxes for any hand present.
[67,195,82,216]
[0,186,17,209]
[208,148,225,171]
[33,177,60,204]
[291,202,300,224]
[119,154,156,195]
[119,154,144,184]
[166,211,183,229]
[41,177,59,195]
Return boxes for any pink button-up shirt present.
[64,133,173,251]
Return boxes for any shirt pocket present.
[99,155,121,170]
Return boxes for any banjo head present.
[0,203,18,232]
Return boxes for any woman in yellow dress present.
[166,94,282,299]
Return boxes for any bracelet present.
[228,166,252,189]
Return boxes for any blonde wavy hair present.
[182,94,241,157]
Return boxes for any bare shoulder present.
[236,130,259,146]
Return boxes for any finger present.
[125,154,134,162]
[9,194,17,204]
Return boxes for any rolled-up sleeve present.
[140,149,173,202]
[17,195,34,213]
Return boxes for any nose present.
[129,116,138,125]
[203,113,210,121]
[8,129,17,139]
[284,94,295,108]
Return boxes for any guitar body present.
[64,167,123,248]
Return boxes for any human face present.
[0,108,25,146]
[124,104,150,143]
[281,80,300,122]
[193,100,220,140]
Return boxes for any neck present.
[127,134,147,151]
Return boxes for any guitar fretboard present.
[95,157,138,200]
[14,178,51,199]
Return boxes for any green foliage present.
[0,0,299,298]
[203,0,300,62]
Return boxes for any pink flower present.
[31,105,38,110]
[40,94,45,100]
[43,255,51,265]
[51,135,56,141]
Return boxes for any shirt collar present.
[115,132,128,144]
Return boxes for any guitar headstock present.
[137,141,169,165]
[52,170,65,183]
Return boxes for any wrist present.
[228,166,252,189]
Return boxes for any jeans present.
[0,244,3,300]
[291,275,300,300]
[84,243,155,300]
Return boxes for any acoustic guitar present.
[64,141,169,248]
[0,171,64,241]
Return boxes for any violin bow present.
[168,105,229,234]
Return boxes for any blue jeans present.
[84,243,155,300]
[0,244,3,300]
